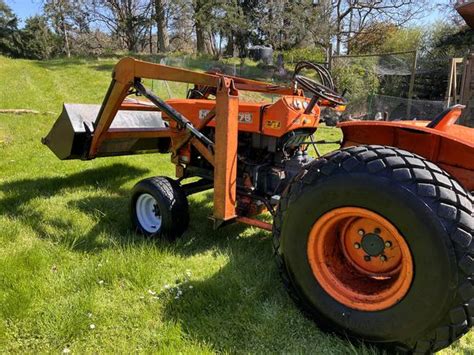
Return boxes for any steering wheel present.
[293,61,347,107]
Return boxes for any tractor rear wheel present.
[273,145,474,353]
[130,176,189,240]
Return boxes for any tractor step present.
[42,104,167,160]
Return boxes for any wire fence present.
[145,53,457,123]
[330,52,453,122]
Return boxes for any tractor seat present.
[427,104,465,131]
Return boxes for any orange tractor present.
[43,58,474,353]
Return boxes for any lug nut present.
[374,228,381,234]
[380,255,387,262]
[358,229,365,236]
[385,241,392,248]
[364,255,371,262]
[354,243,361,249]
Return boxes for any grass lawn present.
[0,55,472,354]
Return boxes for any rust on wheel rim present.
[307,207,413,311]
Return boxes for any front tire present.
[131,177,189,240]
[273,145,474,353]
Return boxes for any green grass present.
[0,55,472,353]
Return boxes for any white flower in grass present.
[189,285,193,289]
[62,347,71,353]
[147,289,156,295]
[89,324,96,330]
[163,284,171,290]
[98,280,104,285]
[185,270,192,277]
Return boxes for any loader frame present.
[87,57,298,229]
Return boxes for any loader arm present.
[85,57,296,227]
[90,57,295,158]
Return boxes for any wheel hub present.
[361,233,385,256]
[307,207,414,311]
[136,193,162,233]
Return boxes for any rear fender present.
[339,120,474,191]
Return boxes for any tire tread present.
[273,145,474,353]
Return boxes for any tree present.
[155,0,169,52]
[331,0,430,55]
[43,0,76,57]
[349,23,422,54]
[254,0,325,51]
[88,0,152,52]
[21,16,58,59]
[426,22,474,59]
[0,0,22,57]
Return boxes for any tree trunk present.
[225,33,235,56]
[155,0,169,52]
[56,0,70,57]
[62,22,71,58]
[195,23,206,53]
[194,0,207,54]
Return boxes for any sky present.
[6,0,452,27]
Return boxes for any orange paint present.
[307,207,413,311]
[340,118,474,191]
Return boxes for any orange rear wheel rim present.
[307,207,413,311]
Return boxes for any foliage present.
[350,24,422,55]
[0,0,22,57]
[332,57,380,113]
[427,23,474,58]
[332,0,430,55]
[20,16,58,60]
[279,47,326,64]
[381,27,423,53]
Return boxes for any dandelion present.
[89,324,96,330]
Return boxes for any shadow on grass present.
[0,163,150,251]
[34,58,93,70]
[92,63,115,72]
[156,196,380,353]
[1,162,380,352]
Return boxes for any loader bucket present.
[42,104,168,160]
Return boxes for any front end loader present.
[43,57,474,353]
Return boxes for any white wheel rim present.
[136,193,162,233]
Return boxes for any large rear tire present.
[273,145,474,353]
[130,177,189,240]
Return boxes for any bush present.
[278,47,326,64]
[332,57,380,114]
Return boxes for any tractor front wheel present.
[273,145,474,353]
[130,176,189,240]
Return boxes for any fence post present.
[406,50,418,120]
